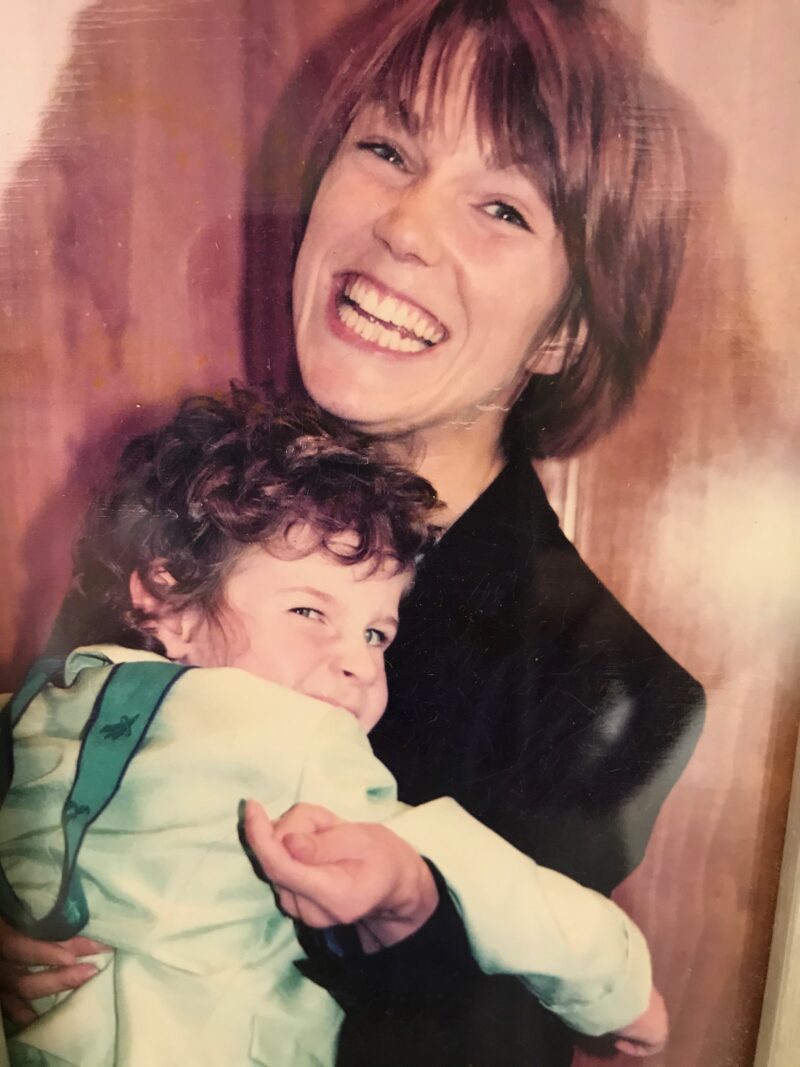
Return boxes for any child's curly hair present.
[56,387,440,654]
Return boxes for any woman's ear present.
[526,316,588,376]
[128,565,201,663]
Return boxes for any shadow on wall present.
[8,398,186,670]
[240,0,380,395]
[0,0,262,688]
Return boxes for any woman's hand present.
[242,800,438,952]
[0,916,107,1026]
[612,986,669,1057]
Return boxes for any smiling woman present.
[293,88,571,457]
[261,3,703,1066]
[291,0,688,467]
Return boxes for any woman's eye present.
[357,140,405,169]
[290,607,324,622]
[365,627,388,648]
[483,201,531,231]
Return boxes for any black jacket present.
[302,456,705,1066]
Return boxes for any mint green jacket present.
[1,646,651,1066]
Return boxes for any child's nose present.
[334,636,379,686]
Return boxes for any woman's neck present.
[384,424,507,529]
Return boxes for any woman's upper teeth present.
[345,276,445,345]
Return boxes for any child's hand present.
[242,800,438,952]
[612,986,669,1057]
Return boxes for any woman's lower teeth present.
[338,302,427,352]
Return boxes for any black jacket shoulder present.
[372,455,705,892]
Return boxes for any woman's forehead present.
[361,34,479,137]
[353,32,558,200]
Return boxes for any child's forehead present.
[264,524,374,567]
[251,526,413,596]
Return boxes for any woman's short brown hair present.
[296,0,688,457]
[57,389,438,654]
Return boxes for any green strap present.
[0,658,191,940]
[0,656,64,806]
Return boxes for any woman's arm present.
[0,920,106,1026]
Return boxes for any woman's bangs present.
[361,22,462,130]
[357,16,559,215]
[473,36,559,212]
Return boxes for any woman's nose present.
[372,183,444,266]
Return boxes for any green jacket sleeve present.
[296,712,652,1036]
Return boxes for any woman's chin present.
[299,367,410,433]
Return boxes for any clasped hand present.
[241,800,439,953]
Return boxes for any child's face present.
[182,528,409,733]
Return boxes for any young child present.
[0,391,663,1066]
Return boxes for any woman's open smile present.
[332,272,448,354]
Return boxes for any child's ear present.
[128,565,200,662]
[129,565,170,617]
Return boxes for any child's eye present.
[357,140,406,169]
[365,627,388,648]
[290,607,324,621]
[482,201,531,231]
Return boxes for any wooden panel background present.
[1,3,798,1065]
[568,3,800,1064]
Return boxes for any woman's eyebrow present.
[360,102,419,136]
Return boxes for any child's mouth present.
[306,692,359,719]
